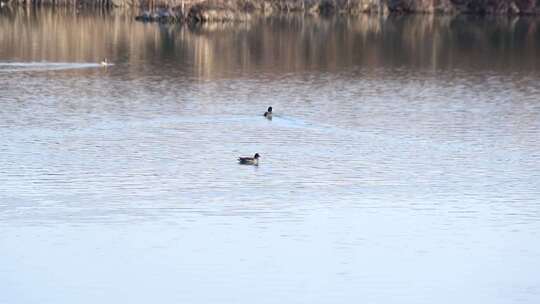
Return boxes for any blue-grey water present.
[1,8,540,303]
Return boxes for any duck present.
[100,58,111,66]
[263,106,272,119]
[238,153,260,166]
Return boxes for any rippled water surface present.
[1,7,540,304]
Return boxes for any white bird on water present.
[100,58,111,67]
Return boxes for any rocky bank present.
[5,0,540,23]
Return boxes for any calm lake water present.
[1,7,540,304]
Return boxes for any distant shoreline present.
[4,0,540,23]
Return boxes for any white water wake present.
[0,61,112,72]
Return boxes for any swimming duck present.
[100,58,110,66]
[263,106,272,118]
[238,153,260,166]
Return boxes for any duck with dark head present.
[264,107,272,119]
[238,153,260,166]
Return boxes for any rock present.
[510,2,520,14]
[318,0,336,15]
[188,2,238,23]
[135,8,184,22]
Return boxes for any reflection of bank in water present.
[1,8,539,77]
